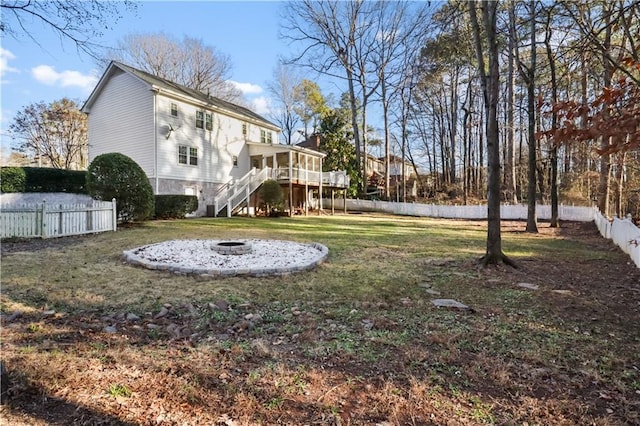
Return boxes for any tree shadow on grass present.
[3,387,136,425]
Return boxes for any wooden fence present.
[1,199,117,239]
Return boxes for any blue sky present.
[1,1,334,154]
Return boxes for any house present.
[82,61,349,217]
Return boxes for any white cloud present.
[229,80,263,95]
[251,96,271,116]
[31,65,98,92]
[0,48,19,80]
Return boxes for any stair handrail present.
[213,167,271,217]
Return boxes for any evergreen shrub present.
[155,195,198,219]
[87,153,154,223]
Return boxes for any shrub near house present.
[0,167,86,194]
[87,153,155,223]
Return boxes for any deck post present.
[331,189,335,215]
[344,190,347,213]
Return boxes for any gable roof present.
[82,61,280,131]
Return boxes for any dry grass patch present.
[1,215,639,424]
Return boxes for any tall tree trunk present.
[597,5,613,216]
[507,0,518,204]
[469,0,516,267]
[544,5,560,227]
[615,152,626,217]
[347,72,362,195]
[449,69,459,185]
[525,0,538,233]
[381,70,391,200]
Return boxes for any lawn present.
[1,213,639,425]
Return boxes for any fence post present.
[40,200,47,238]
[111,198,117,231]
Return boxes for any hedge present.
[1,167,87,193]
[154,195,199,219]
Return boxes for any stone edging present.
[122,241,329,278]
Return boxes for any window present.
[195,111,204,129]
[170,103,178,117]
[178,145,187,164]
[178,145,198,166]
[242,123,247,135]
[260,129,273,144]
[232,155,238,166]
[205,113,213,131]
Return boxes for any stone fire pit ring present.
[211,241,253,255]
[122,239,329,277]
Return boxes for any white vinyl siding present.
[155,95,250,183]
[86,70,155,176]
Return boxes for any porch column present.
[319,156,323,215]
[288,151,293,217]
[304,154,309,216]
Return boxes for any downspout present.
[152,88,159,193]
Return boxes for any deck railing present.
[274,168,349,188]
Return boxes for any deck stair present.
[212,167,270,217]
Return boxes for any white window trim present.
[178,145,198,166]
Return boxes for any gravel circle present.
[122,239,328,277]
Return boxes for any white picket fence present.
[1,199,117,239]
[326,199,596,221]
[325,199,639,268]
[594,210,640,267]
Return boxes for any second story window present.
[242,123,247,135]
[196,111,204,129]
[260,129,272,144]
[170,103,178,117]
[205,113,213,131]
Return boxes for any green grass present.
[2,214,639,424]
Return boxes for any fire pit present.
[211,241,252,255]
[122,239,329,277]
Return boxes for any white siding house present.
[83,62,348,217]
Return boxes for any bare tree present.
[8,98,88,170]
[281,0,377,195]
[267,62,301,144]
[1,1,136,59]
[373,1,433,199]
[110,32,242,102]
[468,0,516,267]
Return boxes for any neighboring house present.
[82,62,349,216]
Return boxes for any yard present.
[1,214,639,425]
